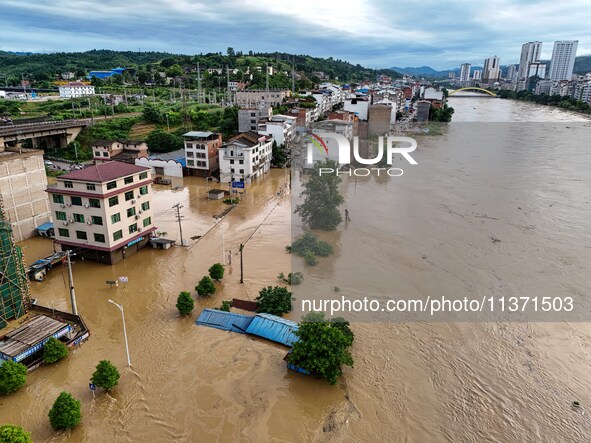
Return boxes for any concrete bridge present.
[0,119,89,150]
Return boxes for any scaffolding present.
[0,198,31,328]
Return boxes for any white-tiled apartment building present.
[218,131,273,184]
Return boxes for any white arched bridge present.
[448,87,498,97]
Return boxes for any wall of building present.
[0,150,50,242]
[135,158,183,177]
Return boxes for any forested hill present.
[0,49,401,85]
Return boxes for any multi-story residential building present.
[92,140,148,164]
[459,63,471,83]
[368,104,393,136]
[218,131,272,184]
[483,56,501,83]
[238,106,272,132]
[58,82,95,98]
[518,41,543,79]
[46,162,155,264]
[183,131,222,177]
[235,89,291,106]
[549,40,578,81]
[527,62,547,79]
[535,80,553,95]
[344,95,370,121]
[258,115,296,148]
[228,81,246,91]
[0,148,51,242]
[506,65,518,82]
[473,70,482,81]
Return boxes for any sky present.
[0,0,590,70]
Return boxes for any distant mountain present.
[391,66,446,76]
[574,55,591,74]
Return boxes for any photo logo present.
[305,132,418,176]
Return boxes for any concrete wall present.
[0,150,51,242]
[135,158,183,177]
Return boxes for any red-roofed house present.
[46,161,156,264]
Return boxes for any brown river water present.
[2,96,591,442]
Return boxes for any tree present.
[295,159,344,230]
[176,291,194,316]
[48,392,81,430]
[166,64,184,78]
[288,316,354,385]
[218,300,231,312]
[208,263,225,281]
[271,141,288,167]
[0,361,27,395]
[43,337,69,364]
[0,425,32,443]
[256,286,292,316]
[196,276,216,296]
[91,360,120,391]
[146,129,184,153]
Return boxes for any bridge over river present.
[0,119,90,150]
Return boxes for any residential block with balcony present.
[46,161,155,264]
[183,131,222,177]
[218,131,272,184]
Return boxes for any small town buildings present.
[344,95,370,121]
[0,147,51,242]
[368,103,393,136]
[58,82,95,98]
[46,162,155,264]
[235,89,291,106]
[238,106,272,132]
[415,100,431,122]
[228,81,246,91]
[258,115,296,148]
[87,67,132,80]
[218,131,273,184]
[183,131,222,177]
[135,149,186,178]
[92,140,148,164]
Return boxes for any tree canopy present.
[0,424,32,443]
[255,286,293,317]
[48,392,81,430]
[43,337,69,364]
[91,360,121,391]
[176,291,195,316]
[0,361,27,395]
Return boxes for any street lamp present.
[72,141,79,162]
[108,299,131,367]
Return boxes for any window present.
[129,223,138,234]
[94,233,105,243]
[187,151,194,158]
[76,230,87,240]
[91,216,103,225]
[239,160,244,164]
[53,194,64,204]
[186,143,193,149]
[124,176,134,184]
[55,211,67,221]
[64,181,73,188]
[141,202,150,211]
[139,186,148,196]
[107,181,117,190]
[230,160,234,164]
[86,183,96,191]
[108,196,119,207]
[58,228,69,237]
[125,191,134,201]
[113,230,123,241]
[187,160,194,167]
[143,217,151,227]
[139,172,148,180]
[94,151,101,157]
[73,213,84,223]
[239,169,244,174]
[102,152,109,157]
[111,213,121,224]
[127,207,136,217]
[71,196,82,206]
[89,198,100,208]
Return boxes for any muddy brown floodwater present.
[3,96,591,442]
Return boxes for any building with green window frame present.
[46,161,156,264]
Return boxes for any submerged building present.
[0,204,31,328]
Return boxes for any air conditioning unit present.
[66,203,72,207]
[138,211,143,215]
[68,218,74,223]
[86,221,92,225]
[62,221,68,226]
[138,227,143,232]
[60,204,66,208]
[83,203,89,208]
[131,199,136,204]
[135,215,140,220]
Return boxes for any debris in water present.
[573,401,580,408]
[490,237,501,244]
[334,287,340,292]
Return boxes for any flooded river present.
[3,96,591,442]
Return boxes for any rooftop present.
[57,161,149,183]
[0,315,69,360]
[183,131,214,138]
[228,131,268,147]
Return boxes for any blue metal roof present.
[36,222,53,231]
[195,309,253,333]
[175,158,187,167]
[245,314,299,347]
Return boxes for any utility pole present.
[65,251,78,315]
[172,203,184,246]
[291,63,295,93]
[239,243,244,283]
[226,65,231,104]
[197,62,202,104]
[265,63,269,92]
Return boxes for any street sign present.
[232,181,245,189]
[89,383,96,391]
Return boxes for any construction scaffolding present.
[0,198,31,328]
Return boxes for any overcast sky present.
[0,0,589,70]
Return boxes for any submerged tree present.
[0,361,27,395]
[48,392,81,430]
[255,286,293,317]
[0,424,32,443]
[43,337,69,364]
[91,360,121,391]
[295,159,344,230]
[196,276,216,296]
[176,291,195,316]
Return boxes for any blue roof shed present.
[245,314,299,347]
[195,309,253,333]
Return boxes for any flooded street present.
[3,96,591,442]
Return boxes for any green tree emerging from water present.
[0,424,32,443]
[43,337,69,364]
[48,392,81,430]
[0,361,27,395]
[295,159,344,230]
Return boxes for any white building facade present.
[59,82,95,98]
[549,40,579,81]
[218,132,272,184]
